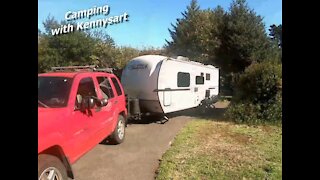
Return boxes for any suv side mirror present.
[87,97,95,109]
[81,96,95,110]
[97,98,108,107]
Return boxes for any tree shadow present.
[127,114,168,125]
[127,107,229,125]
[127,101,231,124]
[167,106,229,122]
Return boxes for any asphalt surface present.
[71,115,193,180]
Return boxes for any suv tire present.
[108,115,126,145]
[38,154,68,180]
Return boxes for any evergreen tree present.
[166,0,221,63]
[217,0,270,73]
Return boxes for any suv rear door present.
[110,76,125,110]
[90,76,118,142]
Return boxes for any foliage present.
[139,47,168,56]
[166,0,223,63]
[226,62,282,123]
[38,16,140,72]
[38,16,98,72]
[225,102,261,123]
[269,24,282,48]
[114,46,140,69]
[166,0,276,73]
[260,91,282,122]
[225,94,282,124]
[233,62,282,104]
[216,0,271,73]
[165,0,282,97]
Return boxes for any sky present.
[38,0,282,49]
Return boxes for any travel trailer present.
[121,55,219,119]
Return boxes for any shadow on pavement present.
[168,106,228,121]
[127,101,230,125]
[127,114,167,125]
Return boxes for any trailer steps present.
[156,115,169,124]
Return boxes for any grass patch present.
[156,120,282,180]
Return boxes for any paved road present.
[71,115,193,180]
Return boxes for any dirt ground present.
[71,101,229,180]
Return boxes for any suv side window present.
[97,77,115,99]
[75,77,97,108]
[111,77,123,96]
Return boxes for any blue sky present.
[38,0,282,49]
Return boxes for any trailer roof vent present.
[176,56,189,61]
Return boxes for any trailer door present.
[163,89,171,106]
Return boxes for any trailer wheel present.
[108,115,126,145]
[38,154,68,180]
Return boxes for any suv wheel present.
[108,115,126,144]
[38,154,68,180]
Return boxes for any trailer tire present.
[108,115,126,145]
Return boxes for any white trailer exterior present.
[121,55,219,114]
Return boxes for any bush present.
[233,62,282,104]
[225,94,282,124]
[226,62,282,124]
[260,92,282,122]
[225,102,260,124]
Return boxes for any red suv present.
[38,67,127,180]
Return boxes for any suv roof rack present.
[51,65,113,73]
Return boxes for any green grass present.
[156,120,282,180]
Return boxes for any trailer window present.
[177,72,190,87]
[196,76,204,85]
[111,77,123,96]
[206,73,210,80]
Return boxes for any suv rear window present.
[97,77,115,99]
[111,77,123,96]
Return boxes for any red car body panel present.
[38,72,127,164]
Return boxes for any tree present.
[139,47,168,56]
[115,46,140,69]
[216,0,270,73]
[166,0,200,57]
[38,16,98,72]
[38,34,62,72]
[88,30,115,46]
[42,15,60,35]
[269,24,282,48]
[88,30,118,68]
[38,16,141,73]
[165,0,221,63]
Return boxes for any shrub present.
[233,62,282,104]
[225,102,261,124]
[226,94,282,124]
[226,62,282,124]
[260,92,282,122]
